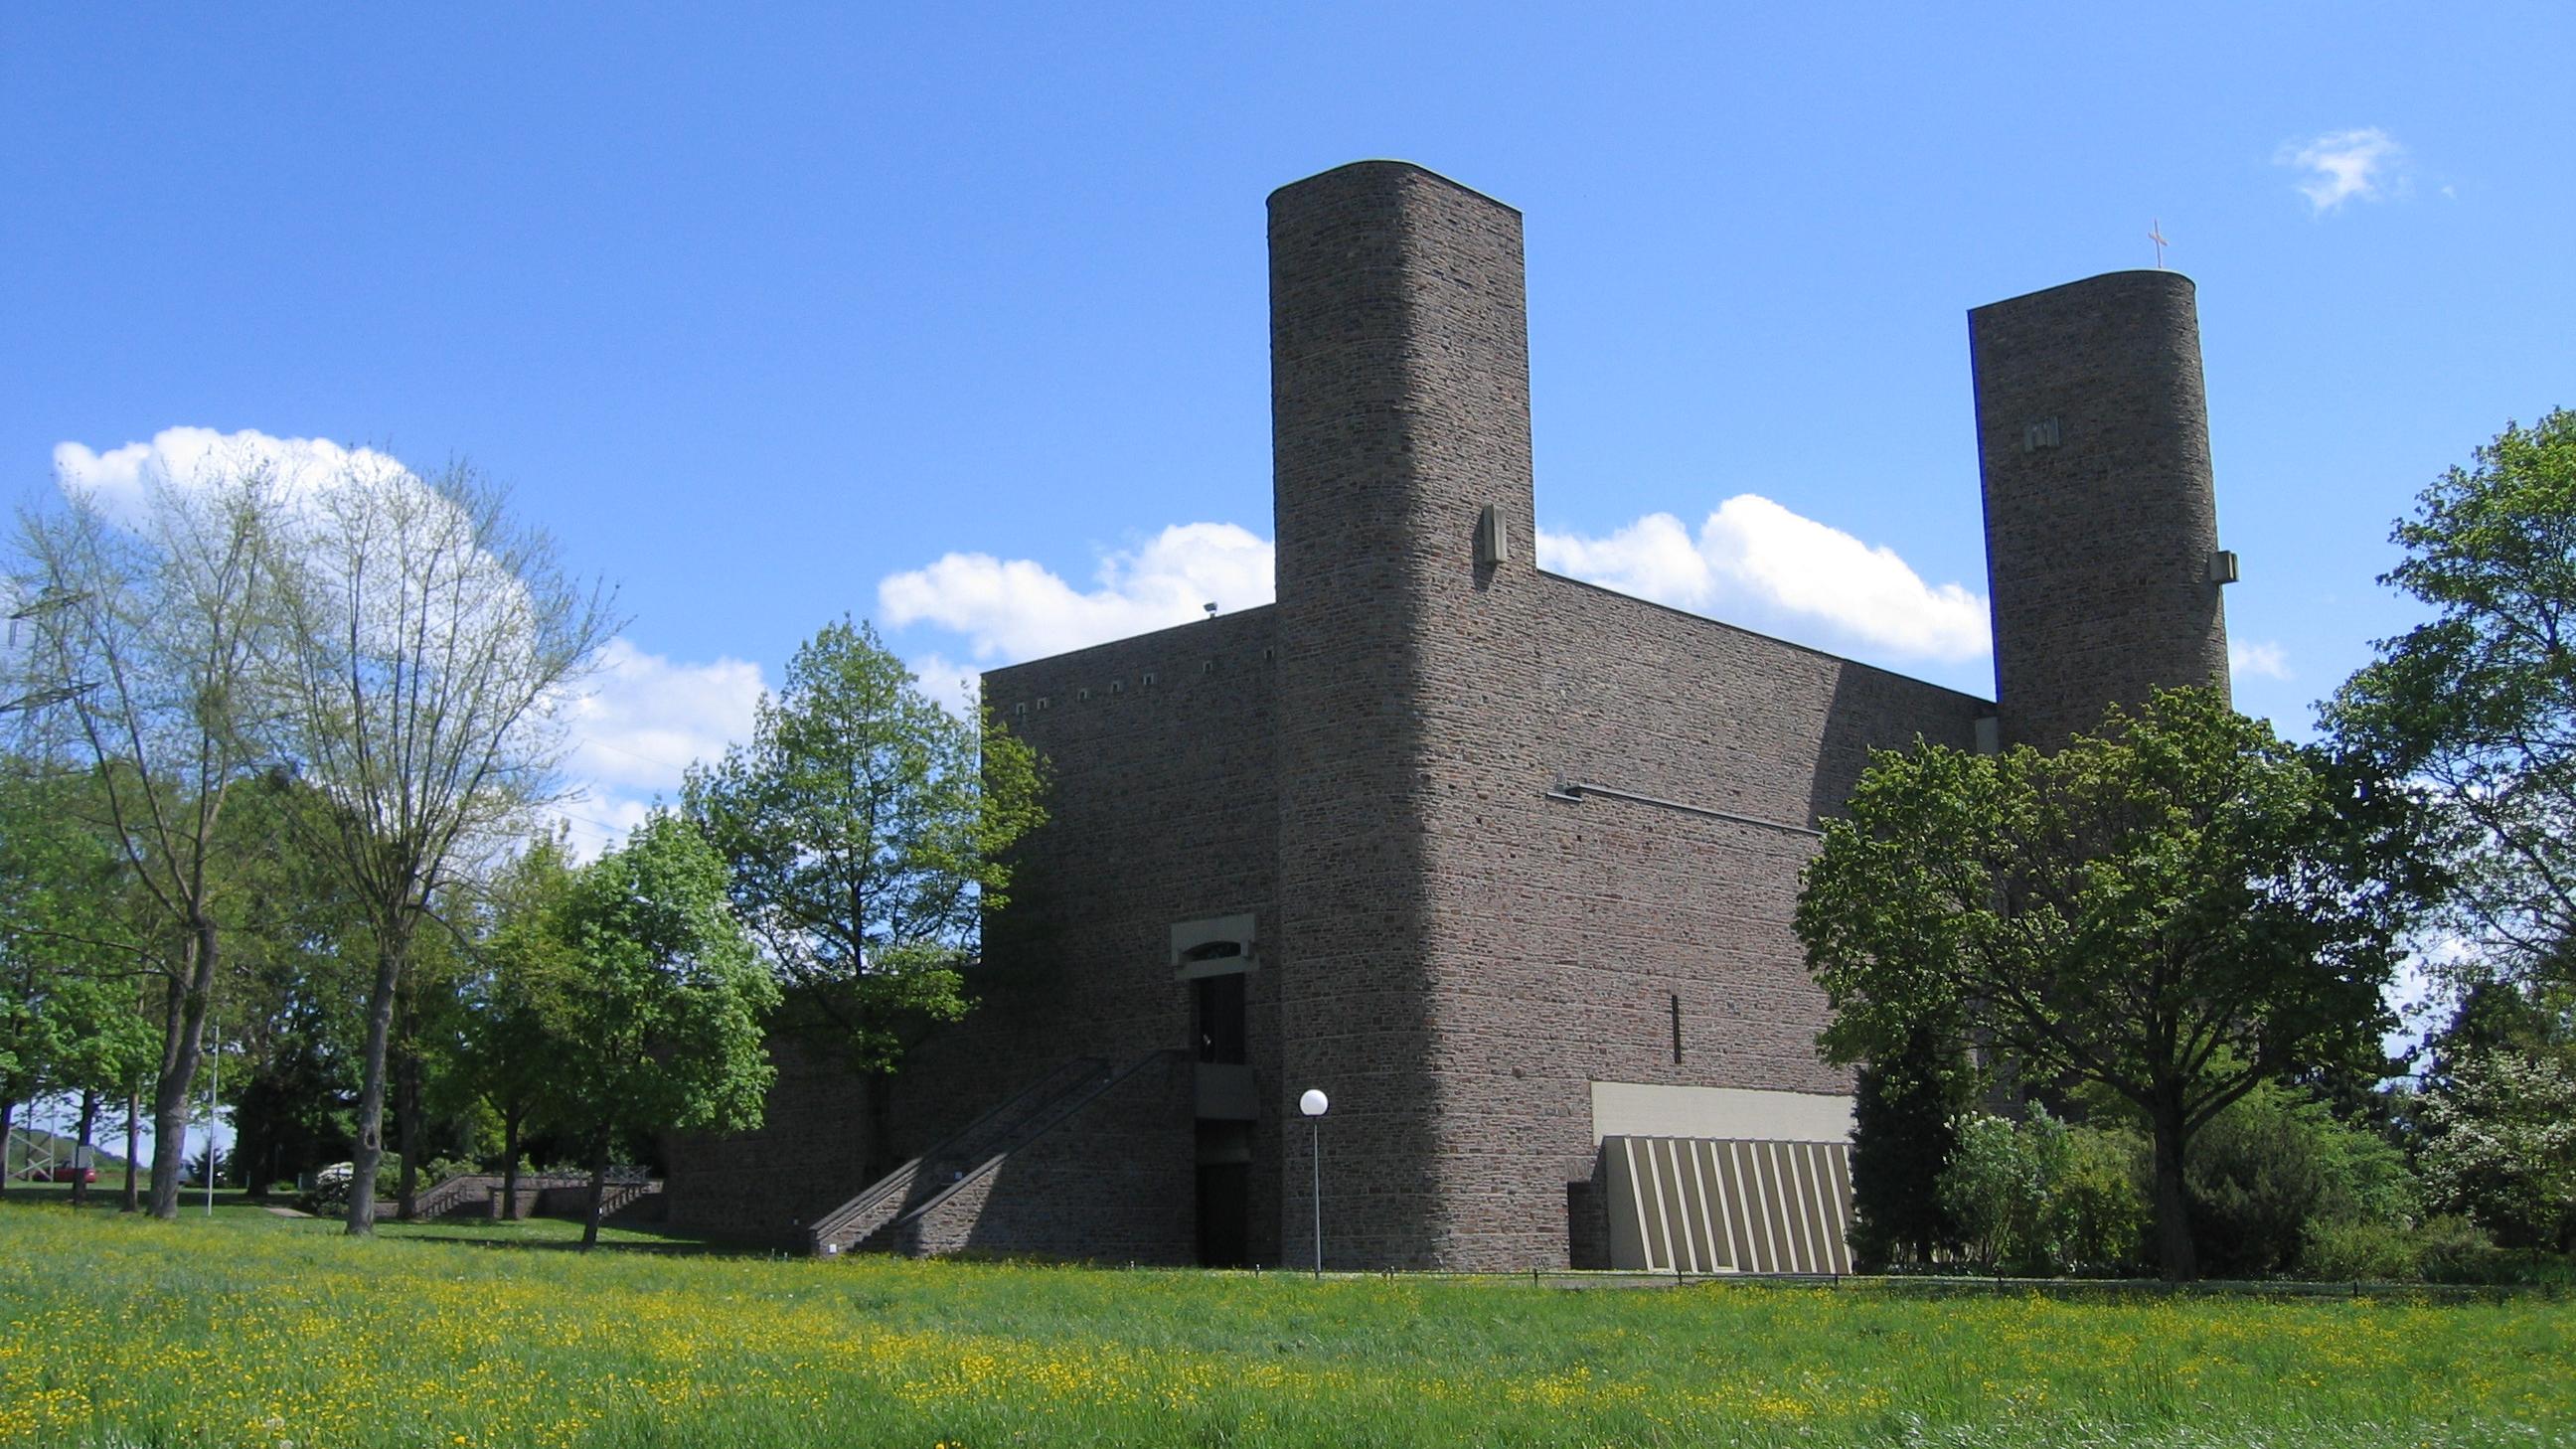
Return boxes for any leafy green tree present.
[2328,408,2576,988]
[2428,978,2574,1073]
[227,1027,355,1195]
[684,618,1044,1157]
[531,813,778,1248]
[0,759,158,1205]
[1798,687,2429,1280]
[1845,1024,1970,1270]
[207,769,370,1198]
[451,829,583,1219]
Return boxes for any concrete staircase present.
[807,1051,1178,1257]
[402,1171,653,1222]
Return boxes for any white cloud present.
[878,522,1275,664]
[879,498,1987,682]
[54,426,410,524]
[555,638,766,855]
[1538,495,1993,661]
[901,652,985,721]
[52,425,772,863]
[2277,127,2406,214]
[2229,639,2292,680]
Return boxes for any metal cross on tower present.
[2149,220,2170,268]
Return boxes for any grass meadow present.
[2,1201,2569,1448]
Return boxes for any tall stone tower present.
[1971,271,2232,751]
[1267,161,1536,1268]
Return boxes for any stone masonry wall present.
[1268,161,1530,1270]
[1971,270,2230,751]
[663,1029,883,1245]
[1263,160,1990,1270]
[921,607,1281,1262]
[1412,568,1987,1269]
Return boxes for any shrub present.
[1938,1108,2117,1275]
[420,1156,478,1188]
[2051,1126,2149,1274]
[2302,1219,2426,1282]
[2311,1109,2421,1229]
[2186,1085,2423,1277]
[2418,1050,2576,1251]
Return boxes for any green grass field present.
[2,1202,2568,1447]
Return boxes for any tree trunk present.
[2148,1098,2198,1282]
[345,921,410,1236]
[70,1090,98,1208]
[149,927,216,1220]
[581,1127,611,1251]
[0,1098,13,1201]
[500,1108,523,1221]
[394,1005,422,1219]
[120,1090,139,1212]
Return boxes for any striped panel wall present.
[1598,1136,1852,1275]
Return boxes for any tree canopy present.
[1797,687,2429,1279]
[14,466,284,1215]
[684,618,1045,1071]
[2327,407,2576,987]
[527,813,777,1248]
[256,455,615,1234]
[0,761,155,1200]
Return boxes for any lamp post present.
[1298,1087,1328,1278]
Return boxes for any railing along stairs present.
[808,1050,1181,1256]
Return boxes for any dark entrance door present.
[1196,1124,1251,1269]
[1190,968,1252,1266]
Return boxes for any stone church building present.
[664,159,2234,1273]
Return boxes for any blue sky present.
[7,1,2573,868]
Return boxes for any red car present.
[31,1165,97,1184]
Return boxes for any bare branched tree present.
[15,467,284,1218]
[259,456,616,1234]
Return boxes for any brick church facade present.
[664,160,2234,1272]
